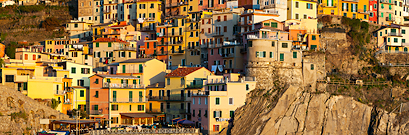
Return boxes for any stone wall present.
[246,61,303,90]
[0,85,69,134]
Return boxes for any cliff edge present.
[0,85,69,134]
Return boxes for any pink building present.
[191,73,256,134]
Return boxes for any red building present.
[198,0,227,11]
[369,0,378,23]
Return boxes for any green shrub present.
[17,5,45,13]
[10,111,28,120]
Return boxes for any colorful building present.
[284,19,320,50]
[164,67,213,122]
[287,0,317,20]
[191,73,256,134]
[375,25,409,52]
[88,74,152,127]
[317,0,340,16]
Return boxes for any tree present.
[71,109,88,119]
[51,98,60,109]
[42,17,61,31]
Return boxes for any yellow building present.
[145,82,166,123]
[136,0,162,32]
[185,11,202,67]
[339,0,369,21]
[287,0,317,20]
[317,0,340,16]
[164,67,213,122]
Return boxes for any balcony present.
[200,44,208,48]
[166,96,186,101]
[146,109,165,113]
[357,9,370,14]
[110,98,147,103]
[223,41,241,46]
[165,1,188,8]
[103,10,111,14]
[209,43,222,48]
[386,17,395,21]
[221,53,235,58]
[186,84,203,89]
[192,91,209,96]
[144,18,155,22]
[186,18,199,23]
[169,41,184,45]
[319,4,337,8]
[380,0,394,4]
[169,50,185,55]
[54,90,65,95]
[103,82,145,89]
[147,96,167,101]
[115,46,137,51]
[387,33,402,36]
[247,34,279,40]
[342,0,359,2]
[90,110,103,115]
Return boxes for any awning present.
[51,120,98,124]
[120,113,154,118]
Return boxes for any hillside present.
[0,5,72,58]
[230,16,409,135]
[0,85,69,134]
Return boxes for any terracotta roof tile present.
[165,67,203,77]
[93,38,127,43]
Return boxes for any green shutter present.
[129,91,133,99]
[271,22,278,28]
[133,80,137,84]
[95,91,99,98]
[293,52,297,58]
[248,41,252,47]
[139,64,143,73]
[72,67,76,73]
[94,105,98,110]
[108,42,111,47]
[280,53,284,61]
[113,91,117,98]
[96,43,99,47]
[80,90,84,97]
[122,65,126,73]
[107,79,111,82]
[311,64,314,70]
[213,111,216,118]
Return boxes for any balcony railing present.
[169,41,184,45]
[388,33,402,36]
[247,34,279,40]
[90,110,103,115]
[103,82,145,89]
[380,0,394,4]
[342,0,359,2]
[386,17,396,21]
[165,1,188,8]
[166,96,185,101]
[146,109,165,113]
[110,98,147,103]
[223,41,241,46]
[103,10,111,14]
[192,91,210,96]
[54,90,65,95]
[357,9,370,14]
[186,84,204,89]
[115,46,137,51]
[221,53,235,58]
[200,44,208,48]
[169,50,185,54]
[147,96,167,101]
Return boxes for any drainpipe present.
[108,81,111,128]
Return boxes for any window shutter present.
[220,111,222,117]
[213,111,216,118]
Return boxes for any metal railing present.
[90,110,103,115]
[146,109,164,113]
[110,98,147,103]
[89,128,199,134]
[54,90,65,95]
[388,33,402,36]
[103,83,145,89]
[221,53,235,58]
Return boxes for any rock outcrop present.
[0,85,69,134]
[231,85,409,135]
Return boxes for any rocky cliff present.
[0,85,69,134]
[231,85,409,135]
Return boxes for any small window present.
[311,64,314,70]
[215,97,220,105]
[293,52,297,58]
[95,91,99,98]
[271,41,275,47]
[312,35,316,40]
[246,84,249,91]
[248,41,252,47]
[229,98,233,105]
[95,78,99,84]
[282,43,288,48]
[80,90,84,97]
[167,78,170,85]
[270,52,273,58]
[71,67,76,73]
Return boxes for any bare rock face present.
[0,85,69,134]
[231,85,409,135]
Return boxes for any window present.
[213,111,222,118]
[311,64,314,70]
[112,104,118,111]
[282,43,288,48]
[80,90,84,97]
[198,98,201,104]
[138,105,144,111]
[295,2,299,8]
[270,52,273,58]
[5,75,14,82]
[96,43,99,47]
[264,23,270,26]
[248,41,252,47]
[388,38,390,42]
[380,32,382,36]
[93,105,98,110]
[246,84,249,91]
[181,78,185,85]
[403,30,406,34]
[224,26,227,32]
[402,39,406,43]
[95,78,99,84]
[312,35,316,40]
[95,91,99,98]
[150,3,154,8]
[295,14,299,19]
[205,98,207,104]
[293,52,297,58]
[193,110,196,117]
[108,42,111,47]
[193,98,195,104]
[167,78,170,85]
[215,97,220,105]
[229,98,233,105]
[394,38,398,43]
[71,67,76,73]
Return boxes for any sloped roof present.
[165,67,204,77]
[146,82,165,88]
[90,74,139,79]
[120,113,154,118]
[93,38,127,43]
[117,58,154,63]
